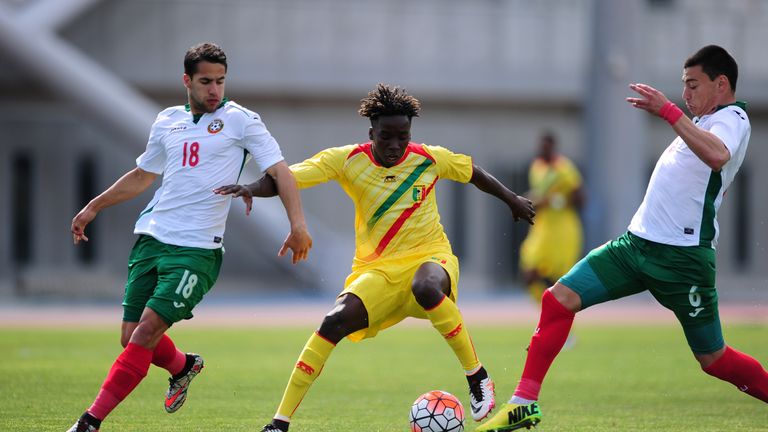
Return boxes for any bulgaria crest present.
[207,119,224,134]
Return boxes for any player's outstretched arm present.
[213,174,278,216]
[265,161,313,264]
[71,167,158,244]
[626,83,731,170]
[469,164,535,224]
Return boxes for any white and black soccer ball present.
[409,390,465,432]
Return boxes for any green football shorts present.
[560,231,723,354]
[122,235,223,326]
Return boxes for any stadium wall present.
[1,0,766,300]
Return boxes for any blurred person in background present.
[519,131,584,349]
[520,131,585,302]
[216,83,536,432]
[66,42,312,432]
[479,45,767,431]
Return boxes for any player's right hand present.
[213,184,253,215]
[626,83,669,116]
[279,224,313,264]
[71,207,97,244]
[510,194,536,225]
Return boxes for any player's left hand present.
[279,224,313,264]
[510,194,535,225]
[71,206,97,244]
[626,83,670,116]
[213,184,253,215]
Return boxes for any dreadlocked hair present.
[358,83,421,120]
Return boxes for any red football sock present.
[152,334,187,376]
[514,290,575,401]
[703,346,768,403]
[87,342,153,420]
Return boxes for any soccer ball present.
[409,390,465,432]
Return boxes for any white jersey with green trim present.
[134,100,284,249]
[628,103,750,248]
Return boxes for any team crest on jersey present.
[412,184,426,201]
[207,119,224,134]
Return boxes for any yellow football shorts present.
[342,251,459,342]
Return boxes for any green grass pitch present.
[1,323,766,431]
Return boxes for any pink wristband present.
[658,101,683,125]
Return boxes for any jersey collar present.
[694,100,746,123]
[715,100,747,112]
[185,98,229,124]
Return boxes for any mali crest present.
[412,185,427,202]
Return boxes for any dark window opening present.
[76,156,98,263]
[450,183,467,259]
[732,166,750,268]
[647,0,676,8]
[11,153,33,265]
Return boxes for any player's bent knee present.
[411,278,445,307]
[696,347,726,370]
[120,322,139,348]
[319,310,347,337]
[318,302,367,342]
[128,318,170,349]
[549,282,582,312]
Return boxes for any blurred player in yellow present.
[520,132,584,304]
[216,84,535,432]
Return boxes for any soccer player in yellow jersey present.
[215,84,535,432]
[519,132,584,303]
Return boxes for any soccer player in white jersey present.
[66,42,312,432]
[478,45,767,431]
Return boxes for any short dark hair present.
[684,45,738,91]
[358,83,421,121]
[540,130,557,145]
[184,42,227,77]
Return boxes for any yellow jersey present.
[291,142,473,269]
[520,155,584,278]
[528,155,582,221]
